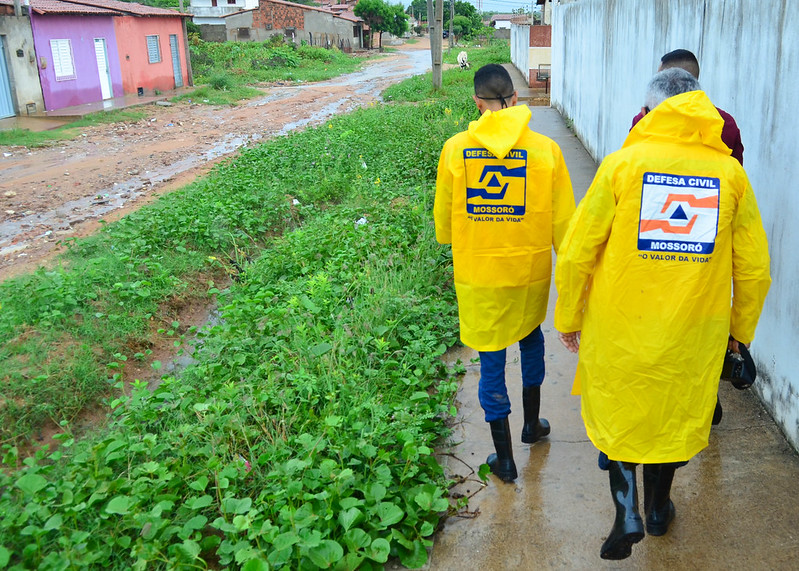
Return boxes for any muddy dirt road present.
[0,40,432,281]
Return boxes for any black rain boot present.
[521,386,551,444]
[600,461,645,560]
[712,395,723,425]
[643,464,676,536]
[486,418,517,483]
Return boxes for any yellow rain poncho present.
[554,90,771,464]
[435,104,575,351]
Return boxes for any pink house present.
[76,0,191,95]
[27,0,190,112]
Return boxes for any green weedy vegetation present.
[0,43,510,569]
[188,38,370,90]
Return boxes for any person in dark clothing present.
[630,49,744,166]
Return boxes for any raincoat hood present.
[468,104,532,160]
[624,90,731,156]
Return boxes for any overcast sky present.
[402,0,541,16]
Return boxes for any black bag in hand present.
[721,343,757,390]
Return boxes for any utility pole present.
[431,0,443,89]
[449,0,453,49]
[178,0,194,87]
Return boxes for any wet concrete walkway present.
[426,67,799,569]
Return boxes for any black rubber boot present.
[712,395,723,425]
[600,461,645,560]
[521,386,551,443]
[486,418,517,483]
[643,464,676,536]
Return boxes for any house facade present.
[0,0,46,117]
[29,1,125,111]
[3,0,190,114]
[222,0,363,50]
[190,0,257,41]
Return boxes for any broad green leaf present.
[310,342,333,357]
[105,495,131,515]
[177,539,201,560]
[0,546,9,566]
[15,474,47,496]
[188,475,209,492]
[367,537,390,563]
[222,496,252,515]
[43,514,63,531]
[398,540,428,568]
[343,528,371,550]
[364,483,386,503]
[272,531,300,551]
[183,515,208,532]
[307,540,343,569]
[420,520,436,537]
[324,415,343,427]
[186,495,214,510]
[338,507,362,531]
[242,558,270,571]
[300,296,320,313]
[376,502,404,527]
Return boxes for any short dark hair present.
[474,64,514,105]
[660,49,700,79]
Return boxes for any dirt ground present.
[0,38,439,282]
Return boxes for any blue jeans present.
[478,326,545,422]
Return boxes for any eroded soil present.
[0,39,432,282]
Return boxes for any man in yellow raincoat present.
[554,68,770,560]
[435,64,575,483]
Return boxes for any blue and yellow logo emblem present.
[463,148,527,216]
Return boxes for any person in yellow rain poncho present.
[435,64,575,483]
[554,68,771,561]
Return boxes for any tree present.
[406,0,428,23]
[442,0,482,39]
[387,3,410,38]
[452,15,470,40]
[355,0,407,51]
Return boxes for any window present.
[227,0,236,4]
[237,28,250,39]
[146,35,161,64]
[49,39,76,81]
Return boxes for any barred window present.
[146,35,161,64]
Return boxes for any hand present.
[558,331,581,353]
[728,337,751,354]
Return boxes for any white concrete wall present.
[510,24,529,81]
[551,0,799,451]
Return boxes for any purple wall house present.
[30,5,124,111]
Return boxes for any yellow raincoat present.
[435,104,575,351]
[554,91,771,464]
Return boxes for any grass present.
[0,109,147,148]
[0,42,510,569]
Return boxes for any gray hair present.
[645,67,701,110]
